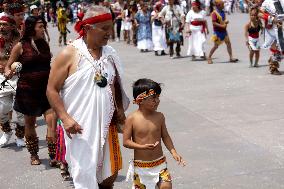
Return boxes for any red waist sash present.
[191,20,205,33]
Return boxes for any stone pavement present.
[1,12,284,189]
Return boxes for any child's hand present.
[172,152,186,167]
[143,141,159,150]
[225,20,229,24]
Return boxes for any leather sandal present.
[31,155,41,165]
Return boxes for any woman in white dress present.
[185,0,209,60]
[122,5,132,44]
[135,2,153,52]
[151,2,167,56]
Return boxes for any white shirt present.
[186,9,206,31]
[159,5,185,22]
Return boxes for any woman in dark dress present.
[5,16,57,165]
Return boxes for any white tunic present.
[185,10,207,56]
[61,38,129,189]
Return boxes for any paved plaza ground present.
[1,13,284,189]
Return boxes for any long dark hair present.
[21,16,45,42]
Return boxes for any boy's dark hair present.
[133,78,162,99]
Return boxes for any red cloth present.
[191,20,206,33]
[270,48,280,54]
[74,13,112,37]
[55,121,67,164]
[211,11,226,32]
[262,12,273,29]
[77,12,84,21]
[0,15,16,25]
[249,33,259,38]
[191,1,200,7]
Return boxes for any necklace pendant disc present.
[94,74,107,88]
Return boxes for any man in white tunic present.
[47,5,129,189]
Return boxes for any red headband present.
[191,1,200,7]
[0,15,16,25]
[74,13,112,37]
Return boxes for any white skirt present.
[152,25,167,51]
[248,36,260,51]
[137,39,153,50]
[121,21,132,31]
[187,29,206,56]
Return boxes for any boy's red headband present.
[74,13,112,37]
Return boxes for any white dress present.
[186,10,207,57]
[151,11,167,51]
[121,10,132,31]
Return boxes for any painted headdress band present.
[0,15,16,25]
[133,89,157,104]
[74,13,112,37]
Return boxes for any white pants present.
[263,28,277,49]
[0,74,24,126]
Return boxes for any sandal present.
[207,58,213,64]
[31,155,41,165]
[60,163,71,181]
[49,159,59,167]
[229,58,239,63]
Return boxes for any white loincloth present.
[126,156,168,189]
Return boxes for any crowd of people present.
[0,0,284,188]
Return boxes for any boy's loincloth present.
[126,156,172,189]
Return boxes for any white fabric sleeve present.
[185,11,192,23]
[177,5,185,17]
[159,6,167,17]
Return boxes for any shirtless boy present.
[123,78,185,189]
